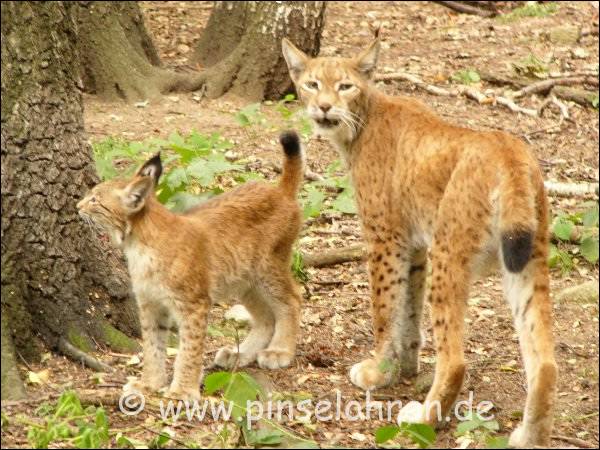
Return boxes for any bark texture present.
[191,1,326,100]
[1,1,139,383]
[70,1,203,101]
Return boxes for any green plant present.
[550,203,599,272]
[451,69,481,85]
[512,54,549,79]
[26,391,109,449]
[498,2,558,23]
[292,249,309,283]
[93,130,248,212]
[375,422,437,448]
[454,412,507,449]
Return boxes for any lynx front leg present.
[167,300,209,402]
[125,300,169,393]
[350,240,412,390]
[392,248,427,377]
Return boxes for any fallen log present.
[544,181,599,197]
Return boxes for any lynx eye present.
[304,80,319,91]
[89,196,97,203]
[338,83,354,91]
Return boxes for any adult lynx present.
[282,38,557,447]
[78,132,304,400]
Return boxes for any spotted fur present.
[283,38,557,447]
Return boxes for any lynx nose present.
[319,103,332,113]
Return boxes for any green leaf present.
[583,206,599,228]
[456,418,482,435]
[54,391,84,418]
[245,428,285,445]
[400,422,437,448]
[580,236,599,263]
[203,372,232,395]
[486,435,510,449]
[164,167,188,191]
[552,216,574,241]
[331,190,357,214]
[375,425,400,444]
[302,186,325,218]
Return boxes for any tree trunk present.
[190,1,326,100]
[1,2,140,397]
[69,1,203,102]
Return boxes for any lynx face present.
[282,38,380,142]
[77,154,161,245]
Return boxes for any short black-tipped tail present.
[501,228,534,273]
[279,130,303,197]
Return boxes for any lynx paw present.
[123,377,166,394]
[214,346,255,369]
[257,349,294,369]
[397,401,427,424]
[349,358,393,390]
[508,424,549,448]
[165,385,201,403]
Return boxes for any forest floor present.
[2,1,599,449]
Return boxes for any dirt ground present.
[2,2,599,448]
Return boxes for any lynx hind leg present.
[256,272,301,370]
[392,247,427,378]
[214,290,275,369]
[503,239,557,447]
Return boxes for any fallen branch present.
[552,86,599,108]
[58,338,113,373]
[302,220,594,268]
[376,72,539,116]
[301,244,366,268]
[544,181,599,197]
[551,434,596,449]
[432,1,496,17]
[513,76,598,98]
[376,72,454,96]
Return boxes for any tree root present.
[58,338,113,373]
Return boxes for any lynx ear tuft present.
[354,38,380,78]
[135,152,162,184]
[282,38,308,82]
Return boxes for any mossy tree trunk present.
[69,1,203,102]
[190,1,326,100]
[1,1,140,399]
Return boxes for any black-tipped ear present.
[282,38,308,82]
[354,38,380,78]
[135,152,162,184]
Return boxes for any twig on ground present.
[538,95,570,122]
[58,338,113,373]
[551,435,596,449]
[376,72,539,116]
[513,76,598,98]
[432,1,496,17]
